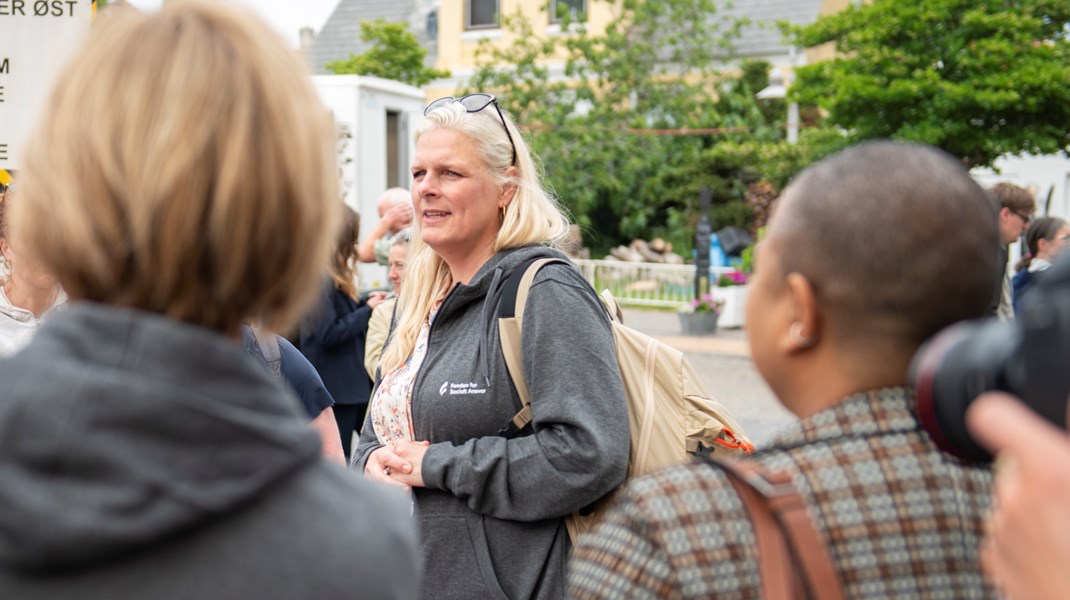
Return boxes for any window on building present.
[386,111,403,188]
[550,0,586,23]
[466,0,499,29]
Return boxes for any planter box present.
[713,285,748,329]
[678,311,719,335]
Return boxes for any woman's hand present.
[365,445,417,491]
[388,440,431,488]
[367,290,389,310]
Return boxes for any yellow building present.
[427,0,617,99]
[308,0,849,103]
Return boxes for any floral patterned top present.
[369,299,443,446]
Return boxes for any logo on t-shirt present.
[438,381,489,397]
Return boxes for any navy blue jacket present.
[299,281,373,406]
[1011,268,1036,315]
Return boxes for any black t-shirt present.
[242,326,335,420]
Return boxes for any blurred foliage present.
[786,0,1070,168]
[326,19,450,87]
[463,0,839,257]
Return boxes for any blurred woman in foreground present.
[0,2,417,598]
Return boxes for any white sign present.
[0,0,92,169]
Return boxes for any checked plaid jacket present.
[568,387,996,599]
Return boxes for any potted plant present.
[713,268,750,328]
[678,293,725,335]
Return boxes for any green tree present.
[788,0,1070,168]
[326,19,449,87]
[465,0,801,255]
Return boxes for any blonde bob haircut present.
[14,0,339,336]
[380,102,571,374]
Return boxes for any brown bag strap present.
[498,258,570,432]
[711,458,846,600]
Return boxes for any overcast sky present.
[123,0,340,48]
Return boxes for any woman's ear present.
[499,166,519,209]
[783,272,821,352]
[0,238,11,262]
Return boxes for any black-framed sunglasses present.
[424,93,517,167]
[1013,210,1032,225]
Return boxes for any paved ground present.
[621,308,798,447]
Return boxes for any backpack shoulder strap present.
[251,326,283,382]
[497,257,570,436]
[706,456,845,600]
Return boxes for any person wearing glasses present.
[0,183,66,357]
[353,94,629,600]
[0,3,418,598]
[988,182,1036,320]
[1011,216,1070,314]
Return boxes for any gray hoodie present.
[355,245,630,600]
[0,304,419,599]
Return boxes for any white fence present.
[574,259,737,309]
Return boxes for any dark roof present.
[308,0,438,74]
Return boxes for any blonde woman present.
[353,95,630,599]
[0,183,65,357]
[364,228,410,379]
[0,2,417,597]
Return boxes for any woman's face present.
[411,129,509,268]
[387,243,408,294]
[0,238,58,291]
[1040,225,1070,261]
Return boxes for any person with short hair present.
[568,141,999,599]
[989,182,1036,319]
[0,3,418,598]
[358,187,413,265]
[1011,216,1070,314]
[354,95,629,600]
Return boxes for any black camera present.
[910,252,1070,462]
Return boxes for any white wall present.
[313,75,425,290]
[973,154,1070,219]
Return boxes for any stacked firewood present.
[606,238,685,264]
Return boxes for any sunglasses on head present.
[424,93,518,167]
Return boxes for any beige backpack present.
[497,258,754,540]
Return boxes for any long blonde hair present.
[14,1,339,336]
[379,102,570,373]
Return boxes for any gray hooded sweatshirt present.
[0,304,419,599]
[355,245,630,600]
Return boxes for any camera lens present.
[910,320,1023,462]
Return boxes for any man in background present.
[989,182,1036,320]
[358,187,413,265]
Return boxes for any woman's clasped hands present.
[366,440,430,491]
